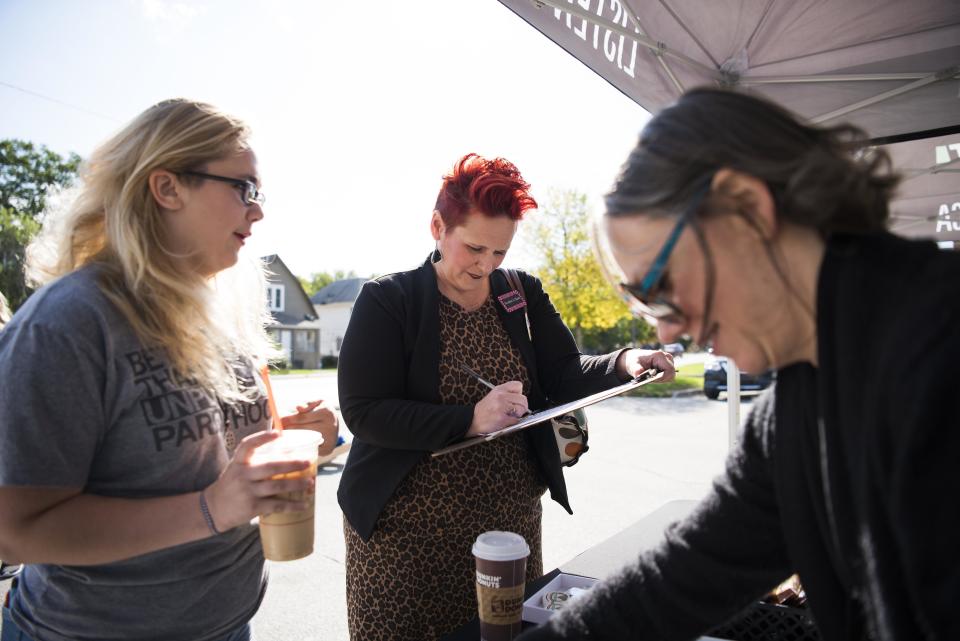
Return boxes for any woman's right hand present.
[466,381,529,437]
[203,431,316,532]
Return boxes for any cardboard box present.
[522,573,599,625]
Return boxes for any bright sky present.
[0,0,650,279]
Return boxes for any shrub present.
[321,355,339,369]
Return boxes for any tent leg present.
[727,359,740,450]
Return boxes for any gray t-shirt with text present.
[0,266,272,641]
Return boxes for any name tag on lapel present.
[498,290,527,312]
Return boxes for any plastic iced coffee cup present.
[473,531,530,641]
[251,430,323,561]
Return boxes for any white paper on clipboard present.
[432,369,664,457]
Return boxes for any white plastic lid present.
[472,531,530,561]
[250,429,323,463]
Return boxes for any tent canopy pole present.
[812,66,960,124]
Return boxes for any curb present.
[671,388,703,399]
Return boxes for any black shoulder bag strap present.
[498,268,589,466]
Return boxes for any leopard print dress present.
[343,293,547,641]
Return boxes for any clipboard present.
[432,369,665,457]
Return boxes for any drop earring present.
[431,244,442,264]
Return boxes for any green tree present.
[298,269,360,298]
[520,189,654,352]
[0,139,81,310]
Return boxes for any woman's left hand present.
[616,349,676,383]
[281,399,339,456]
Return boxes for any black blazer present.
[337,256,626,541]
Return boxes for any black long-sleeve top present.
[337,256,626,541]
[519,233,960,641]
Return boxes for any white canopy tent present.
[497,0,960,236]
[496,0,960,441]
[497,0,959,139]
[884,132,960,240]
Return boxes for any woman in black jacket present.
[519,88,960,641]
[336,153,675,641]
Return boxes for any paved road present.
[0,371,751,640]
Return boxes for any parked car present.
[662,342,685,357]
[703,355,774,400]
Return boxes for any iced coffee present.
[251,430,322,561]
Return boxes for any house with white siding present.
[310,278,365,358]
[262,255,322,369]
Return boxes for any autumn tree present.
[0,139,81,310]
[520,189,654,352]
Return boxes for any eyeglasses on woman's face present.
[594,182,711,326]
[618,213,688,325]
[179,170,266,206]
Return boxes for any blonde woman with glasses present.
[0,99,337,641]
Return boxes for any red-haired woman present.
[336,153,675,640]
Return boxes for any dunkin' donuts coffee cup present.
[251,430,323,561]
[473,531,530,641]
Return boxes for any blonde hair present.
[26,98,275,401]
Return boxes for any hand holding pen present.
[458,360,530,436]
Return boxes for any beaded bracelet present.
[199,490,220,536]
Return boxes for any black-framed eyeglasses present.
[179,170,266,206]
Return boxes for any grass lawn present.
[629,361,703,398]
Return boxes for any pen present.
[458,360,532,417]
[457,360,496,390]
